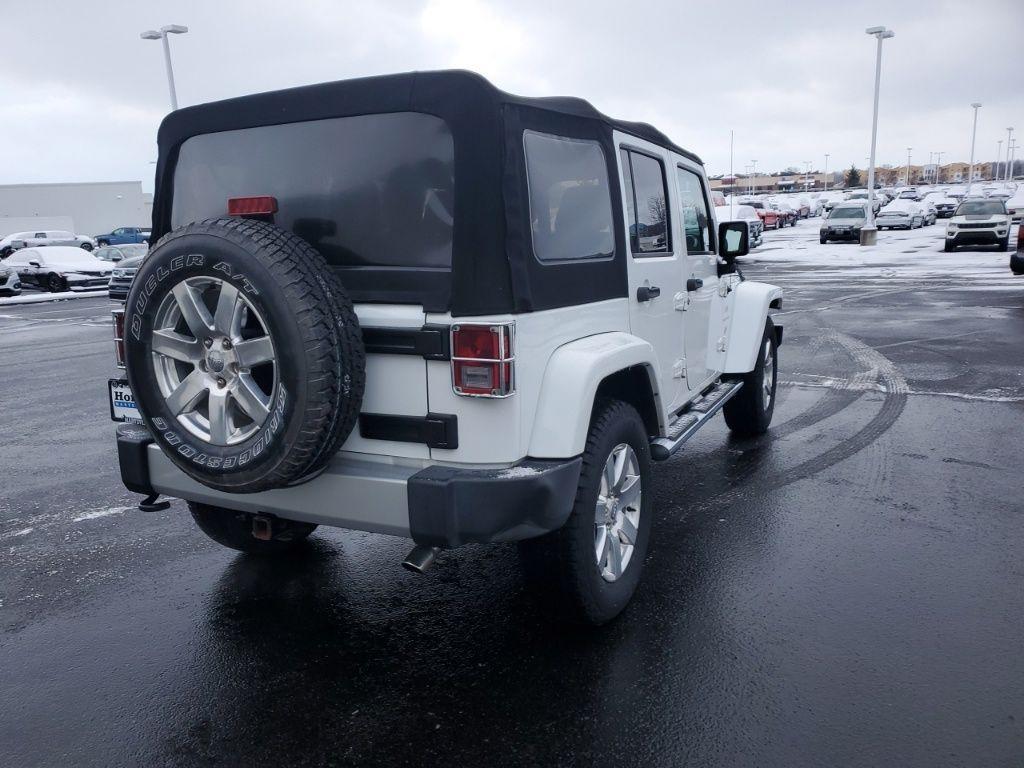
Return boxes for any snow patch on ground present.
[71,506,133,523]
[0,289,107,306]
[1,527,34,539]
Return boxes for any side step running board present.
[650,380,744,461]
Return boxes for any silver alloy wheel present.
[594,443,642,583]
[762,337,775,410]
[151,276,277,446]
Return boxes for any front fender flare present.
[528,332,660,459]
[722,281,782,373]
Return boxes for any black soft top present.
[153,70,703,315]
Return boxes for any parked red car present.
[743,200,781,229]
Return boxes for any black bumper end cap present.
[116,422,156,496]
[408,457,582,548]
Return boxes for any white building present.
[0,181,152,238]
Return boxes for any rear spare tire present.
[124,217,365,493]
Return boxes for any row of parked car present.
[0,226,151,259]
[819,196,1016,251]
[0,242,148,296]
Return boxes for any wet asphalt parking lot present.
[1,221,1022,767]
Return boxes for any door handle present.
[686,277,704,292]
[636,285,661,302]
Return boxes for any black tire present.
[97,240,109,247]
[944,241,953,252]
[189,501,316,554]
[124,217,365,493]
[79,242,94,252]
[997,238,1009,252]
[723,317,778,437]
[47,273,66,293]
[518,399,653,626]
[820,235,827,244]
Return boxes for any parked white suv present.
[110,71,782,625]
[944,199,1011,251]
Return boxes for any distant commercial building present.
[710,172,838,194]
[0,181,153,238]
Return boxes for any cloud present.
[0,0,1021,190]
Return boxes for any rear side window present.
[524,132,614,262]
[172,112,454,270]
[620,150,670,254]
[676,167,712,253]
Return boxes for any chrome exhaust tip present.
[402,545,441,574]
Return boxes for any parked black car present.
[820,203,868,243]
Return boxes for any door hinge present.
[672,358,687,379]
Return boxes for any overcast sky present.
[2,0,1021,191]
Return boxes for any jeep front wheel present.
[723,317,778,437]
[518,399,653,626]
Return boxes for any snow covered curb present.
[0,289,109,306]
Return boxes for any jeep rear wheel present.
[518,399,653,626]
[189,501,317,554]
[124,218,365,493]
[723,317,778,437]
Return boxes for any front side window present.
[524,132,614,262]
[676,167,712,253]
[621,149,670,254]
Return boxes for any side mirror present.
[718,221,749,264]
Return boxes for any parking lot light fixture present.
[862,26,894,246]
[967,103,981,193]
[934,151,944,183]
[824,153,830,192]
[140,24,188,111]
[1007,128,1015,181]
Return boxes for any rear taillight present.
[451,323,515,398]
[227,195,278,218]
[112,308,126,369]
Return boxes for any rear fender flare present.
[528,332,661,459]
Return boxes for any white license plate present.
[108,379,142,423]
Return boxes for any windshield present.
[830,207,865,219]
[955,200,1005,216]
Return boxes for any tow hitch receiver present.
[252,516,274,541]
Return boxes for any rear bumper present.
[115,424,580,547]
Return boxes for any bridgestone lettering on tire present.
[124,218,365,493]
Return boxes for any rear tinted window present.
[524,131,614,262]
[172,112,454,269]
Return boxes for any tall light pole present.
[804,160,811,191]
[967,102,981,193]
[935,151,944,183]
[824,153,830,192]
[1009,139,1017,181]
[141,25,189,110]
[996,140,1003,181]
[863,26,894,245]
[905,147,912,185]
[750,159,758,195]
[1007,127,1015,181]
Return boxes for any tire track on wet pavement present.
[669,329,908,516]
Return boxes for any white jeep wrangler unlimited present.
[110,71,781,625]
